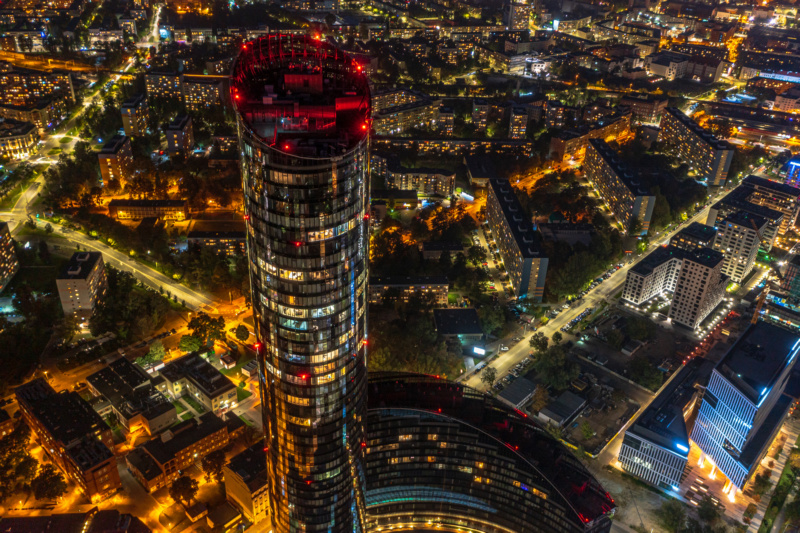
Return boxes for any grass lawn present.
[220,355,254,379]
[0,184,26,211]
[48,148,62,156]
[237,387,252,403]
[58,137,72,144]
[180,412,193,421]
[448,292,459,305]
[182,394,206,413]
[238,414,254,427]
[171,399,186,414]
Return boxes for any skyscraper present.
[232,35,371,533]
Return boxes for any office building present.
[107,199,188,220]
[15,378,121,501]
[156,352,237,415]
[487,179,549,301]
[0,118,37,160]
[690,322,800,492]
[0,221,19,293]
[669,222,717,251]
[668,248,727,330]
[97,135,134,186]
[619,358,713,490]
[120,94,148,137]
[658,108,733,186]
[166,114,194,157]
[224,441,270,523]
[621,245,685,306]
[712,211,766,283]
[126,412,230,491]
[145,71,182,101]
[365,373,615,532]
[182,75,223,111]
[368,275,449,306]
[232,35,370,533]
[56,252,108,320]
[86,358,176,436]
[584,139,655,235]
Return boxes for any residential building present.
[0,63,74,107]
[15,378,120,501]
[420,241,464,260]
[464,155,497,187]
[182,75,224,111]
[584,139,655,234]
[166,114,194,157]
[0,118,36,160]
[369,275,449,306]
[187,230,245,255]
[0,221,19,292]
[712,211,766,283]
[781,255,800,299]
[619,358,714,490]
[669,222,717,251]
[156,352,237,415]
[126,412,229,491]
[120,94,148,137]
[775,87,800,113]
[509,106,528,139]
[504,0,532,30]
[668,248,727,330]
[690,322,800,492]
[0,96,67,134]
[487,179,549,301]
[472,98,489,131]
[373,154,455,197]
[107,199,188,220]
[86,358,176,436]
[371,87,421,112]
[548,111,632,161]
[432,308,484,346]
[658,107,733,186]
[737,176,800,236]
[98,135,134,186]
[439,106,454,135]
[373,98,441,135]
[145,71,182,101]
[56,252,108,320]
[619,95,668,123]
[0,508,151,533]
[621,245,685,306]
[224,440,270,523]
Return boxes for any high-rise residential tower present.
[232,35,371,533]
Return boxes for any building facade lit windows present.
[711,211,765,283]
[121,94,148,137]
[56,252,108,320]
[232,34,370,533]
[0,221,18,293]
[98,134,134,186]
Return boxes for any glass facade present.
[232,35,371,533]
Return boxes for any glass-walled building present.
[232,34,371,533]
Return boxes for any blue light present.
[676,443,689,453]
[761,387,768,396]
[672,485,680,491]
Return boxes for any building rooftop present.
[487,179,546,258]
[743,174,800,198]
[717,321,800,404]
[588,139,650,196]
[684,247,724,269]
[540,390,586,424]
[421,241,464,252]
[628,357,713,455]
[0,118,35,138]
[722,210,766,230]
[142,412,226,466]
[99,134,129,154]
[58,252,103,281]
[433,308,483,336]
[713,187,784,224]
[672,222,717,245]
[86,358,173,424]
[187,230,246,240]
[159,352,236,399]
[463,155,497,180]
[166,114,191,131]
[498,377,536,407]
[664,107,731,151]
[121,94,146,109]
[108,199,187,208]
[226,439,268,493]
[126,447,162,482]
[629,245,686,276]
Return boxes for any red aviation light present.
[254,342,261,350]
[361,123,368,131]
[356,64,362,71]
[284,143,290,150]
[244,215,250,221]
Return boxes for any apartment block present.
[669,222,718,251]
[224,440,270,523]
[368,276,449,306]
[0,221,19,292]
[145,71,182,101]
[0,119,37,160]
[371,88,422,113]
[584,139,655,235]
[509,107,528,139]
[56,252,108,320]
[472,98,488,131]
[658,107,733,186]
[120,94,148,137]
[486,179,548,301]
[108,199,188,220]
[619,357,713,490]
[690,322,800,491]
[126,412,229,491]
[439,106,454,135]
[619,95,668,123]
[166,114,194,157]
[621,245,685,306]
[373,99,441,135]
[504,0,532,30]
[156,352,237,415]
[98,135,134,186]
[0,95,67,134]
[548,111,631,161]
[374,154,455,198]
[0,63,74,107]
[187,230,245,255]
[712,211,765,283]
[15,378,120,501]
[668,248,727,330]
[182,75,223,111]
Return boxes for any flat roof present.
[498,377,536,407]
[743,174,800,198]
[722,210,766,230]
[629,245,686,276]
[487,179,546,258]
[588,139,650,197]
[99,134,128,154]
[672,222,717,244]
[143,412,226,466]
[463,155,497,180]
[433,308,483,336]
[108,199,187,207]
[717,321,800,403]
[58,252,103,281]
[160,352,236,398]
[664,107,732,150]
[540,390,586,423]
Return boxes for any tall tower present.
[231,35,370,533]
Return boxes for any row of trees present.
[0,423,67,502]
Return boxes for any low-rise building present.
[108,199,188,220]
[187,230,245,255]
[223,440,269,523]
[0,118,37,160]
[487,179,548,301]
[584,139,655,234]
[464,155,497,187]
[369,276,449,306]
[0,221,19,292]
[433,308,484,346]
[56,252,108,320]
[0,508,151,533]
[15,378,120,501]
[156,352,237,415]
[420,241,464,260]
[166,114,194,157]
[120,94,148,137]
[98,135,134,186]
